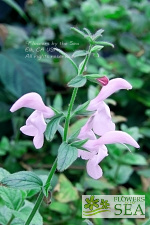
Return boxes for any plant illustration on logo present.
[84,196,99,211]
[83,196,111,216]
[100,199,110,209]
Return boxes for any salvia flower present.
[77,78,139,179]
[78,131,139,179]
[10,92,54,149]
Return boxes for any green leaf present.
[1,171,43,190]
[69,118,88,137]
[50,201,71,214]
[120,153,147,166]
[83,219,94,225]
[83,177,115,190]
[72,50,88,58]
[45,114,63,141]
[53,94,63,111]
[73,101,90,116]
[83,28,92,36]
[54,48,78,72]
[0,168,10,181]
[11,218,25,225]
[68,129,81,143]
[78,58,86,75]
[85,74,101,78]
[91,45,104,52]
[0,48,45,98]
[137,169,150,178]
[0,102,12,122]
[127,78,144,89]
[71,27,86,38]
[0,136,10,156]
[0,206,12,225]
[54,174,79,202]
[2,0,28,21]
[142,219,150,225]
[13,200,43,225]
[5,25,28,49]
[92,29,104,40]
[95,41,114,48]
[0,186,26,210]
[57,142,78,171]
[119,34,141,53]
[68,75,87,88]
[116,165,133,184]
[71,139,88,149]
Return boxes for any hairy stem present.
[64,87,78,142]
[7,216,14,225]
[63,45,92,142]
[25,159,57,225]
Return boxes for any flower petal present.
[86,145,108,179]
[83,139,99,152]
[87,78,132,111]
[20,125,37,136]
[78,150,96,160]
[26,111,46,133]
[10,92,54,118]
[92,102,115,135]
[78,116,96,140]
[87,160,103,179]
[33,132,44,149]
[98,131,140,148]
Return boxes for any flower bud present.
[97,76,109,86]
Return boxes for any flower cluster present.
[10,93,54,149]
[10,78,139,180]
[77,78,140,179]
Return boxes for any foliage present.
[0,0,150,224]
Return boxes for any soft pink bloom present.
[78,102,115,138]
[20,110,46,149]
[10,92,54,149]
[10,92,54,118]
[78,116,96,140]
[78,145,108,179]
[77,78,138,179]
[78,131,139,179]
[87,78,132,111]
[97,76,109,86]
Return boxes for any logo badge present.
[82,195,145,218]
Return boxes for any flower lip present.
[10,92,54,118]
[97,131,140,148]
[87,78,132,111]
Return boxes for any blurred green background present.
[0,0,150,224]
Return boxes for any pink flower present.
[78,131,139,179]
[77,78,139,179]
[78,101,115,138]
[79,78,131,138]
[10,92,54,118]
[10,92,54,149]
[87,78,132,111]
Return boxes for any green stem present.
[63,45,92,142]
[64,88,78,142]
[25,159,57,225]
[7,216,15,225]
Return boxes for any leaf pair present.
[57,139,88,172]
[45,114,64,141]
